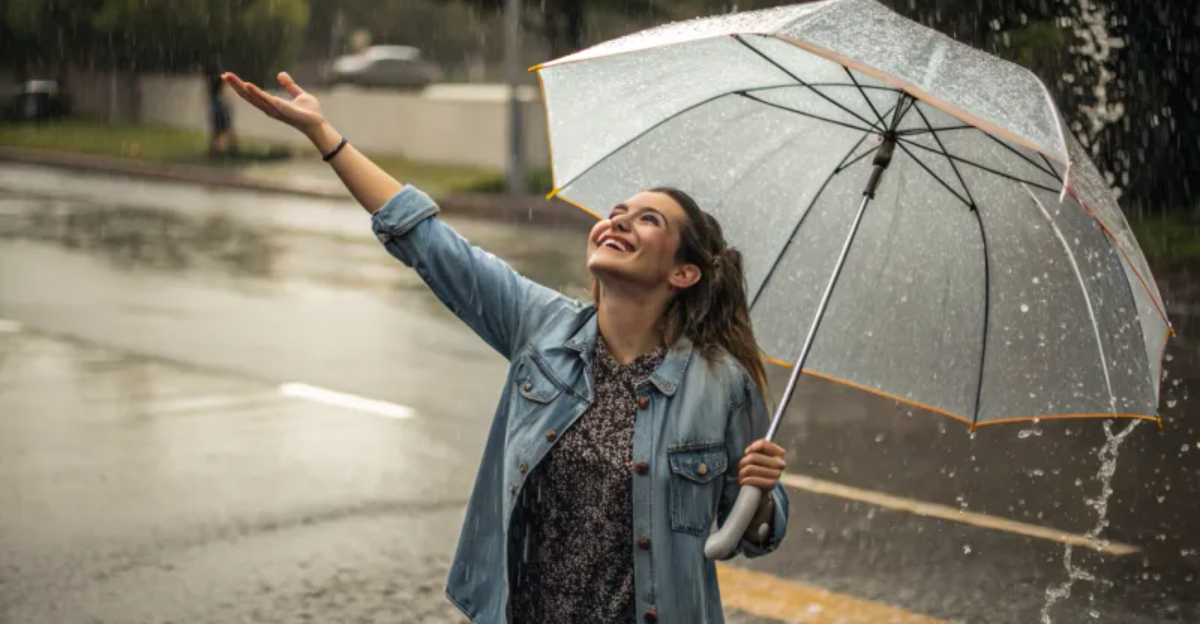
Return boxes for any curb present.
[0,147,594,230]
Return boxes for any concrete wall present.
[137,74,548,171]
[64,68,142,122]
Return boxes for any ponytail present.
[650,188,769,398]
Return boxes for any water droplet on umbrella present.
[1020,303,1030,313]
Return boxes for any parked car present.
[328,45,444,89]
[2,79,71,122]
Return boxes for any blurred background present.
[0,1,1197,624]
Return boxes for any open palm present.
[223,72,325,134]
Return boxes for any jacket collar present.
[561,306,694,397]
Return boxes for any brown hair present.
[591,187,768,397]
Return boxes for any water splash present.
[1040,419,1141,624]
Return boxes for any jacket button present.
[632,461,649,475]
[518,461,528,474]
[697,462,709,476]
[637,537,651,550]
[545,429,557,442]
[643,608,658,623]
[523,379,533,392]
[637,396,649,410]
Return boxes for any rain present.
[0,1,1197,623]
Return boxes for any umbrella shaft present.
[764,176,880,442]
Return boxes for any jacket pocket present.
[508,355,564,432]
[667,443,728,536]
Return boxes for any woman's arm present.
[223,72,401,213]
[222,72,575,359]
[716,380,789,559]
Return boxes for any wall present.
[136,74,549,171]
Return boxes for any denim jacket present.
[372,186,788,624]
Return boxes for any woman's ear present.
[669,263,702,290]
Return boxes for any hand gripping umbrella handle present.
[704,134,897,562]
[703,485,764,560]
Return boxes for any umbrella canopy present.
[534,0,1170,431]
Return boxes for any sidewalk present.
[0,146,594,230]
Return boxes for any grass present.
[1130,213,1200,271]
[0,119,511,196]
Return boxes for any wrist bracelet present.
[322,137,348,162]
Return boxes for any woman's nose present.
[611,214,631,232]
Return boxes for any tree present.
[3,0,309,82]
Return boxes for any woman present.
[223,71,789,624]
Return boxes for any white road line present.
[0,319,22,333]
[781,473,1139,556]
[278,382,417,420]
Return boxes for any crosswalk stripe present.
[718,564,956,624]
[780,473,1138,556]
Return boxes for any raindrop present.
[874,433,886,442]
[1182,445,1190,454]
[1020,303,1030,313]
[1157,496,1166,503]
[1167,399,1178,408]
[963,544,972,555]
[1165,354,1174,362]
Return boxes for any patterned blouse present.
[509,337,667,624]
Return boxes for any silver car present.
[328,45,443,89]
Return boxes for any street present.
[1,163,1197,624]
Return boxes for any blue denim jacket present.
[372,186,788,624]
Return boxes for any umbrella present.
[531,0,1172,560]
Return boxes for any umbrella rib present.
[733,35,879,131]
[1039,153,1064,183]
[894,142,973,209]
[746,83,902,93]
[1024,185,1119,414]
[898,138,1059,193]
[984,131,1061,182]
[968,206,991,429]
[835,144,881,173]
[738,93,878,135]
[747,135,872,310]
[844,67,887,127]
[913,103,976,207]
[897,125,975,136]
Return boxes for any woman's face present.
[587,191,700,291]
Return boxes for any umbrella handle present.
[703,485,764,560]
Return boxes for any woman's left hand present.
[738,439,787,491]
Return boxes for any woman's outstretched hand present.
[223,72,325,138]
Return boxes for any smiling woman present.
[222,70,789,624]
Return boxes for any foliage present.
[2,0,309,81]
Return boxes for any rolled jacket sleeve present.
[371,186,576,361]
[718,375,789,559]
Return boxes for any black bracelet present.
[322,137,349,162]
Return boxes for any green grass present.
[0,119,225,161]
[1131,213,1200,271]
[0,119,509,196]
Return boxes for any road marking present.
[718,564,955,624]
[780,473,1138,556]
[278,382,416,420]
[0,319,22,333]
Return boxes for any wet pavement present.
[1,163,1197,624]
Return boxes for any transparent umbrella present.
[532,0,1171,559]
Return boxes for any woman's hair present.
[591,187,769,397]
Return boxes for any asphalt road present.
[1,163,1197,624]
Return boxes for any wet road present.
[1,163,1197,624]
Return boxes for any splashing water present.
[1040,419,1141,624]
